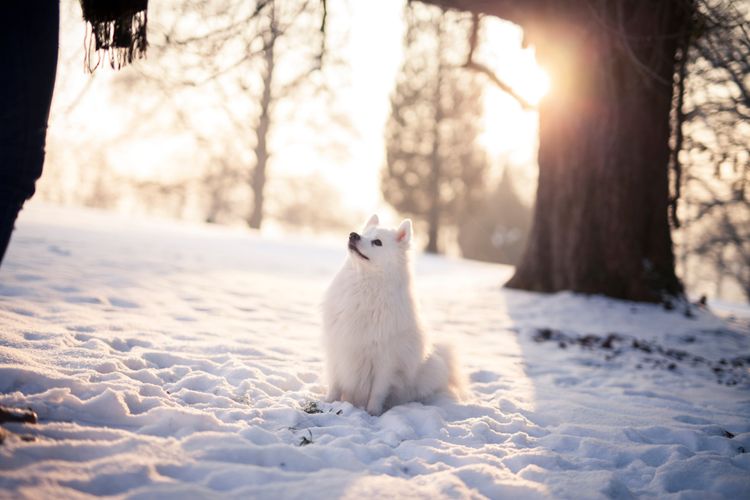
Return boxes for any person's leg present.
[0,2,59,265]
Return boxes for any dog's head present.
[347,214,412,270]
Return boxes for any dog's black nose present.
[349,232,360,242]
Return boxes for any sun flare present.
[476,17,552,181]
[517,65,551,106]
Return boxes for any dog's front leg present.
[366,369,392,416]
[325,382,342,403]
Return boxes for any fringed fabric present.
[81,0,148,72]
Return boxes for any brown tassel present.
[81,0,148,72]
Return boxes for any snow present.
[1,204,749,499]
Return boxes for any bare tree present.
[383,3,488,254]
[115,0,335,229]
[248,3,277,229]
[675,0,750,300]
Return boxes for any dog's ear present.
[363,214,379,232]
[396,219,412,244]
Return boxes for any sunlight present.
[477,18,552,106]
[477,18,548,197]
[478,61,548,161]
[517,65,551,106]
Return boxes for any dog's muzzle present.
[348,232,369,260]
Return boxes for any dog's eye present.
[371,239,382,247]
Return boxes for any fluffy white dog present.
[322,215,464,415]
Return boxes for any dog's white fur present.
[322,215,464,415]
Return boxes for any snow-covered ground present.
[1,204,749,499]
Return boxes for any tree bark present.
[424,0,689,301]
[248,10,276,230]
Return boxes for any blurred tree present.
[203,154,246,224]
[269,173,362,233]
[129,179,189,219]
[119,0,335,229]
[458,168,531,265]
[382,3,488,254]
[424,0,701,302]
[675,0,749,301]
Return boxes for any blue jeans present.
[0,2,59,264]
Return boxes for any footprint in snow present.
[47,245,71,256]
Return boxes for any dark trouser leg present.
[0,2,59,265]
[0,199,24,264]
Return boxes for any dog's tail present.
[414,342,467,402]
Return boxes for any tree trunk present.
[426,16,445,254]
[505,3,686,302]
[248,12,276,230]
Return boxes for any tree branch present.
[417,0,544,28]
[462,12,535,110]
[465,61,534,110]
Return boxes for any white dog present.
[322,215,464,415]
